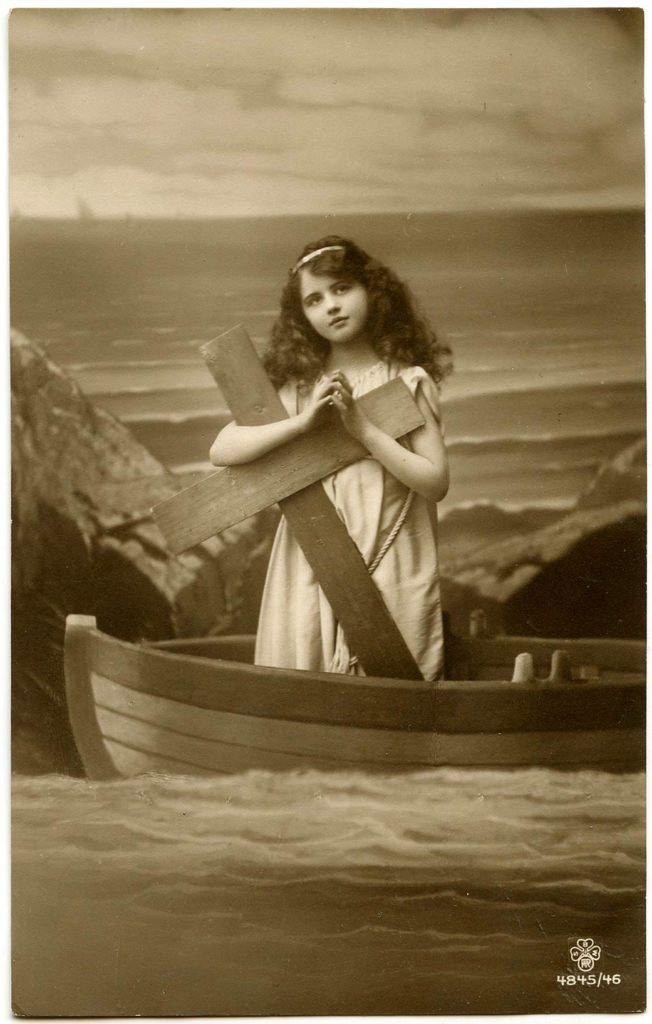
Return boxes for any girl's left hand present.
[328,371,371,443]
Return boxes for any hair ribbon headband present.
[291,245,345,275]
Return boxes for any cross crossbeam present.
[154,376,422,553]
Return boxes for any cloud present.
[11,73,422,172]
[277,12,641,136]
[11,8,641,132]
[11,163,423,218]
[9,9,643,217]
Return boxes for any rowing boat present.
[63,614,645,777]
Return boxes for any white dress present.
[254,360,444,681]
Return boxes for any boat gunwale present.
[147,640,645,692]
[86,624,645,735]
[146,634,646,678]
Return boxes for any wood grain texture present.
[63,617,120,779]
[93,630,645,735]
[148,635,256,662]
[93,678,438,764]
[200,327,286,424]
[97,709,417,773]
[152,376,423,552]
[95,702,644,775]
[93,675,646,769]
[103,739,220,776]
[432,726,644,768]
[198,325,423,680]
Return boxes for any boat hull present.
[64,616,645,779]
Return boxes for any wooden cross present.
[153,325,425,680]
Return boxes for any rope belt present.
[368,489,415,575]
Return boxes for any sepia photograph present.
[10,7,645,1017]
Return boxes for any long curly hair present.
[263,235,452,388]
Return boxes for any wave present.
[444,374,644,404]
[68,357,203,371]
[232,309,278,318]
[122,411,221,425]
[438,497,575,521]
[542,458,598,472]
[448,427,641,451]
[173,460,213,474]
[93,384,216,397]
[488,326,605,341]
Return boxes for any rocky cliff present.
[439,437,646,639]
[11,331,276,773]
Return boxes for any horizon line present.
[9,206,644,223]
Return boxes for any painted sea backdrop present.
[11,210,646,1015]
[11,210,645,530]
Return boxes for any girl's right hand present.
[299,374,345,431]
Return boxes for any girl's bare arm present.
[331,378,449,503]
[209,376,341,466]
[210,416,306,466]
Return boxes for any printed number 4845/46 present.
[557,974,621,986]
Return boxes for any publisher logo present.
[570,938,602,973]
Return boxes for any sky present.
[9,7,644,218]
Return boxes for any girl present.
[210,236,451,681]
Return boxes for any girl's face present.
[298,267,370,346]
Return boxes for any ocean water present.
[11,210,646,526]
[10,211,646,1016]
[12,767,645,1016]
